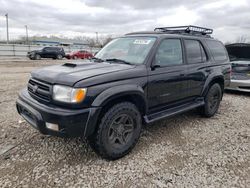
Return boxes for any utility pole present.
[5,13,9,44]
[25,25,28,44]
[95,32,98,45]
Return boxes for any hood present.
[31,61,135,86]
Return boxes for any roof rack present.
[154,25,213,37]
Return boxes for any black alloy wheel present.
[108,114,135,149]
[89,102,142,160]
[200,83,222,117]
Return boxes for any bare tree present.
[235,35,248,43]
[100,35,113,47]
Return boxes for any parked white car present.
[226,43,250,92]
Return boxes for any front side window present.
[185,40,207,64]
[155,39,183,66]
[95,37,156,65]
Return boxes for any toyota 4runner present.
[16,26,231,160]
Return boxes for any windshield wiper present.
[105,58,133,65]
[89,57,104,63]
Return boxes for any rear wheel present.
[57,54,63,60]
[200,83,222,117]
[89,102,142,160]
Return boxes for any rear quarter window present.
[184,40,207,64]
[206,40,228,62]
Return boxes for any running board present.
[144,100,205,124]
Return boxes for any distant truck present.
[27,47,65,60]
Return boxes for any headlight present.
[52,85,87,103]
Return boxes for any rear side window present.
[45,47,54,51]
[184,40,207,64]
[206,40,228,62]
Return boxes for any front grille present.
[28,78,52,102]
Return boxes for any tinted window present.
[155,39,183,66]
[185,40,207,64]
[44,47,55,52]
[206,40,228,61]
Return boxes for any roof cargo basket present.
[154,25,213,37]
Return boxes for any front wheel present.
[34,54,41,60]
[200,83,222,117]
[89,102,142,160]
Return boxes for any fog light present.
[45,122,59,131]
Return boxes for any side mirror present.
[151,55,161,70]
[151,64,161,70]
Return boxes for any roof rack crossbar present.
[154,25,213,36]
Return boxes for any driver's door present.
[147,38,188,112]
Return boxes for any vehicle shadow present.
[140,110,200,146]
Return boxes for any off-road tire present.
[89,102,142,160]
[200,83,222,117]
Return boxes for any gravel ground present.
[0,57,249,188]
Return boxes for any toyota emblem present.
[32,85,38,93]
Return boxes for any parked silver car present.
[226,43,250,92]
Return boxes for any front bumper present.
[226,79,250,92]
[16,89,101,138]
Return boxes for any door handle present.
[179,73,185,76]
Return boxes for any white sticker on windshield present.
[133,39,151,45]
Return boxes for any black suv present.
[17,26,231,160]
[27,47,65,60]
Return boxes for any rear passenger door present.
[184,39,211,98]
[147,38,188,112]
[44,47,54,58]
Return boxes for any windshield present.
[95,37,156,65]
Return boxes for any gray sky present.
[0,0,249,42]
